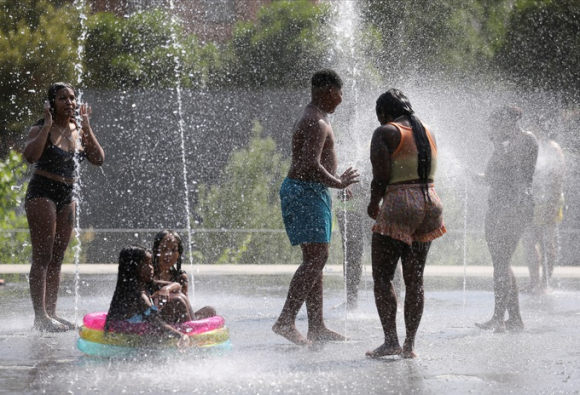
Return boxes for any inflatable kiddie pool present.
[77,312,232,357]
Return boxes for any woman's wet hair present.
[34,82,76,126]
[376,89,432,189]
[105,245,150,332]
[47,82,75,111]
[117,245,150,284]
[311,69,343,90]
[152,229,184,279]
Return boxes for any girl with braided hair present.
[366,89,446,359]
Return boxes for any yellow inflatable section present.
[79,326,230,348]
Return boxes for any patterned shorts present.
[372,183,446,245]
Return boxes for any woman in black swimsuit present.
[23,82,105,332]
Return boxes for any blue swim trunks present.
[280,177,333,246]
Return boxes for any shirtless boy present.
[273,69,359,345]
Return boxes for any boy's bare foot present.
[505,318,524,332]
[365,343,402,358]
[272,322,312,345]
[475,319,506,333]
[33,317,69,333]
[307,327,347,342]
[52,316,75,330]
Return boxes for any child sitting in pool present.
[151,229,216,321]
[104,245,192,349]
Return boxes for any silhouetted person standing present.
[476,106,538,332]
[522,115,565,293]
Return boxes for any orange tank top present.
[388,122,438,184]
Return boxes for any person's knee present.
[405,281,424,296]
[32,248,54,266]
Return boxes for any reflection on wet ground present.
[1,272,579,394]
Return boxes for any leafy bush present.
[194,120,298,264]
[0,0,79,155]
[497,0,580,98]
[83,9,216,89]
[214,0,331,88]
[0,151,30,263]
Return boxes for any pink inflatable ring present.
[82,312,225,335]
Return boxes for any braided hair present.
[376,89,432,188]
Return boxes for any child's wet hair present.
[117,245,150,283]
[311,69,343,90]
[105,245,150,332]
[152,229,184,277]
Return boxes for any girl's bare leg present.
[45,202,75,328]
[400,242,429,359]
[159,293,193,323]
[26,199,68,332]
[366,234,403,358]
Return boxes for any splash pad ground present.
[1,264,579,394]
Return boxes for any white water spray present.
[462,178,468,327]
[330,0,366,338]
[168,1,196,296]
[72,0,88,329]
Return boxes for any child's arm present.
[152,281,182,294]
[179,272,189,295]
[150,314,192,349]
[151,282,183,313]
[141,290,192,349]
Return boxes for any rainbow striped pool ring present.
[82,312,225,335]
[79,326,230,348]
[77,312,231,357]
[77,338,233,358]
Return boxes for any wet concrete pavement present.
[0,265,579,394]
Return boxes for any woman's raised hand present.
[43,100,53,127]
[79,102,91,132]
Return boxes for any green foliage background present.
[0,0,80,156]
[193,121,299,264]
[0,151,30,263]
[3,0,579,141]
[1,0,579,265]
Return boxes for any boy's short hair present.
[311,69,343,90]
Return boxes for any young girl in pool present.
[104,245,192,349]
[152,230,216,321]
